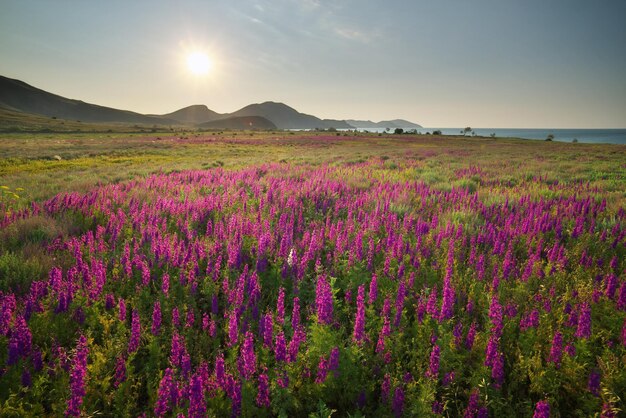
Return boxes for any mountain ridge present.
[0,75,422,130]
[0,75,177,125]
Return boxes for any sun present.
[187,51,212,75]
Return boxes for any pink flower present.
[154,368,177,417]
[533,400,550,418]
[256,372,270,407]
[426,344,440,379]
[548,331,563,368]
[128,309,141,353]
[240,331,256,380]
[315,274,333,325]
[65,334,88,417]
[353,285,366,343]
[151,301,162,336]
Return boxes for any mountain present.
[155,104,221,124]
[0,75,421,131]
[0,75,176,125]
[379,119,422,129]
[227,101,352,130]
[198,116,276,130]
[346,119,422,129]
[344,120,379,129]
[322,119,355,129]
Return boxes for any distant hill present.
[0,75,176,125]
[227,102,353,130]
[0,75,422,131]
[346,119,422,129]
[322,119,355,129]
[198,116,276,130]
[155,104,221,124]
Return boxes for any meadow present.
[1,131,625,417]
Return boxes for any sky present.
[1,0,625,128]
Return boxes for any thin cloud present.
[334,27,376,43]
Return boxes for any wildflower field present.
[1,132,625,417]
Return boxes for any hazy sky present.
[1,0,625,127]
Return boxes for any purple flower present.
[104,293,115,311]
[588,369,601,396]
[113,355,126,388]
[357,390,366,409]
[185,308,195,328]
[151,301,162,336]
[276,287,285,325]
[231,379,242,417]
[188,372,206,418]
[118,298,126,322]
[261,313,273,349]
[275,331,286,362]
[466,321,477,349]
[240,331,256,380]
[21,369,31,388]
[464,390,480,418]
[315,355,329,384]
[154,368,176,417]
[602,402,617,418]
[617,282,626,310]
[432,400,443,414]
[426,344,440,379]
[329,346,340,376]
[488,295,503,336]
[315,274,333,325]
[128,309,141,353]
[277,368,289,388]
[548,331,563,368]
[426,286,439,320]
[452,321,464,347]
[381,373,391,402]
[533,400,550,418]
[575,302,591,339]
[392,386,404,417]
[215,353,225,388]
[172,307,180,328]
[491,350,504,387]
[520,309,539,330]
[7,314,31,365]
[291,296,300,330]
[161,273,170,297]
[227,309,238,347]
[256,372,270,408]
[605,274,618,299]
[368,273,378,304]
[443,371,455,386]
[287,329,306,362]
[439,240,456,321]
[169,331,189,374]
[202,312,209,331]
[65,334,88,417]
[353,284,366,343]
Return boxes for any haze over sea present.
[345,128,626,144]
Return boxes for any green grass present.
[1,131,625,214]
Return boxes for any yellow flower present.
[0,185,9,190]
[15,187,24,191]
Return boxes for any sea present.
[344,128,626,145]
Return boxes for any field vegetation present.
[0,132,625,417]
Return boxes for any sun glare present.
[187,52,212,75]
